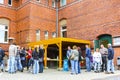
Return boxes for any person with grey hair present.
[106,43,114,74]
[100,44,108,72]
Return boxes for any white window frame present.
[61,26,67,37]
[60,0,66,7]
[0,24,9,43]
[113,37,120,46]
[45,31,48,40]
[0,0,4,4]
[52,0,56,8]
[52,32,56,38]
[36,30,40,41]
[8,0,12,6]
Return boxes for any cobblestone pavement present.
[0,69,120,80]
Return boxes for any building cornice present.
[0,4,16,10]
[16,0,56,11]
[59,0,83,10]
[0,0,56,11]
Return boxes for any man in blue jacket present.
[106,43,114,74]
[85,45,91,72]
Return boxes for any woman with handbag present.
[32,47,39,74]
[70,45,79,75]
[38,45,44,73]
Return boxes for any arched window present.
[60,19,67,37]
[0,18,9,43]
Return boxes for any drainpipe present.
[55,0,59,37]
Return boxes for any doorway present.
[94,34,112,50]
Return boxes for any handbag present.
[70,53,74,60]
[39,58,43,62]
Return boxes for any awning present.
[28,37,90,70]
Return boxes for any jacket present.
[108,47,114,60]
[86,48,91,58]
[9,44,17,57]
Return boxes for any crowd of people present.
[0,38,115,75]
[0,38,44,74]
[66,44,114,75]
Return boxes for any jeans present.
[33,60,39,74]
[78,61,81,73]
[101,56,107,71]
[94,62,101,71]
[15,57,22,71]
[107,60,114,72]
[0,60,4,70]
[39,62,43,73]
[26,58,30,70]
[8,56,15,73]
[70,60,78,74]
[86,57,91,71]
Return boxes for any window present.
[61,26,67,37]
[113,37,120,46]
[60,0,66,7]
[36,30,40,41]
[52,32,56,38]
[52,0,56,8]
[0,0,4,4]
[44,31,48,40]
[0,25,8,43]
[8,0,12,6]
[36,0,40,2]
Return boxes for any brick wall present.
[29,3,56,42]
[59,0,120,40]
[0,0,120,50]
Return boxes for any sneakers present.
[105,71,110,74]
[111,72,114,74]
[105,71,114,74]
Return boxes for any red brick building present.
[0,0,120,65]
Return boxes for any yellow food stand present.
[28,37,90,70]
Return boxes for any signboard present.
[113,37,120,46]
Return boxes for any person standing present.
[93,48,102,73]
[66,46,72,69]
[38,45,44,73]
[66,46,72,60]
[20,47,26,72]
[100,44,108,72]
[85,45,91,72]
[71,45,79,74]
[0,46,5,72]
[26,47,32,70]
[78,47,82,73]
[8,38,17,74]
[15,46,22,71]
[106,43,114,74]
[32,47,39,74]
